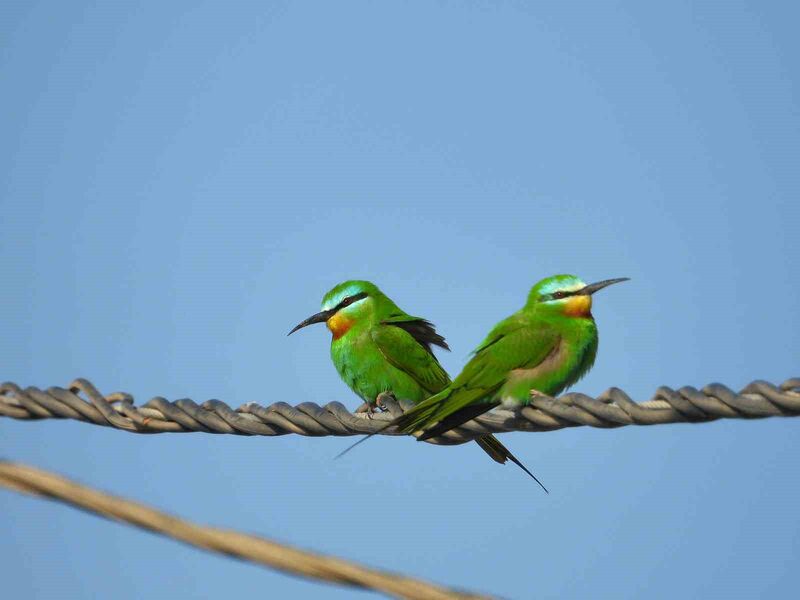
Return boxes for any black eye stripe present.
[546,290,577,301]
[334,292,368,312]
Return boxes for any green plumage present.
[312,281,447,404]
[390,274,626,443]
[289,280,521,466]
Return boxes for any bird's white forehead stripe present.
[539,278,585,295]
[322,298,339,311]
[322,291,366,311]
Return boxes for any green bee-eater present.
[288,280,537,479]
[389,274,627,437]
[342,275,628,474]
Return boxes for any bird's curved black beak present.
[579,277,630,295]
[287,309,334,336]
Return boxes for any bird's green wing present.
[370,322,451,394]
[397,316,562,436]
[377,316,544,488]
[456,316,561,391]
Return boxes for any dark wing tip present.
[419,319,450,351]
[387,318,450,352]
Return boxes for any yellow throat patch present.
[327,313,355,340]
[564,295,592,317]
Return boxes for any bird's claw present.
[355,403,376,418]
[375,392,396,413]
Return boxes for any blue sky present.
[1,1,798,598]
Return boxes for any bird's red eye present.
[553,291,566,299]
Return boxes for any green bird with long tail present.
[342,275,628,464]
[288,280,538,481]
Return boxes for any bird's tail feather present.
[335,388,461,459]
[400,394,550,491]
[474,435,549,493]
[395,388,455,433]
[336,400,550,491]
[415,401,496,440]
[474,435,508,464]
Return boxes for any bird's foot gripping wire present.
[355,402,377,418]
[354,393,401,419]
[529,389,554,402]
[375,392,404,418]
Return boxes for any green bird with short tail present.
[341,275,628,474]
[288,280,537,480]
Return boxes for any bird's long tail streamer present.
[474,435,549,493]
[336,411,549,492]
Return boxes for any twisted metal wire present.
[2,377,799,444]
